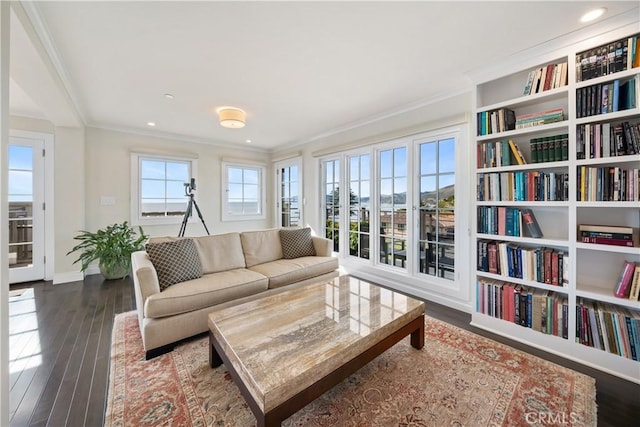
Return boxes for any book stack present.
[523,61,569,95]
[576,121,640,159]
[576,33,640,82]
[477,278,569,337]
[477,207,542,238]
[613,260,640,300]
[576,166,640,202]
[576,76,639,118]
[478,171,569,202]
[477,140,513,168]
[515,108,564,129]
[576,298,640,361]
[530,134,569,163]
[579,224,637,247]
[477,240,568,286]
[477,108,515,136]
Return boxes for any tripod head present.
[184,178,196,197]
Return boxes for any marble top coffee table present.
[208,275,425,426]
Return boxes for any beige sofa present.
[131,228,339,358]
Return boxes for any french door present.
[8,133,45,283]
[275,158,302,228]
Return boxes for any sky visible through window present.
[140,159,190,216]
[8,146,33,202]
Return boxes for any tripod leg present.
[178,199,193,237]
[191,199,211,235]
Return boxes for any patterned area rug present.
[105,311,596,426]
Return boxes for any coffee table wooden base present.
[209,314,425,427]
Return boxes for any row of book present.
[522,62,568,95]
[576,166,640,202]
[476,279,568,338]
[614,260,640,300]
[477,206,543,238]
[476,139,528,168]
[477,108,515,136]
[576,76,638,118]
[530,134,569,163]
[515,107,564,129]
[576,298,640,361]
[580,224,637,248]
[576,121,640,159]
[477,240,568,286]
[478,171,569,202]
[576,34,640,82]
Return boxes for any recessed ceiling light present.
[580,7,606,23]
[246,139,252,144]
[164,93,174,99]
[147,122,156,127]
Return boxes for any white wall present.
[53,126,85,283]
[84,127,273,240]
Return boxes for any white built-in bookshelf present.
[471,24,640,383]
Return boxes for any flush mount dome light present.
[216,107,246,128]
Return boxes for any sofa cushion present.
[248,256,339,289]
[240,229,283,267]
[192,233,245,274]
[146,238,203,291]
[280,227,316,259]
[144,268,268,318]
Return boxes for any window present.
[222,163,265,221]
[348,154,371,260]
[378,146,407,269]
[418,137,455,280]
[275,158,302,227]
[322,159,340,252]
[131,153,195,226]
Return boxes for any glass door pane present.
[8,145,34,270]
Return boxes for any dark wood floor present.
[7,276,640,426]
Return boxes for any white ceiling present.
[10,1,640,151]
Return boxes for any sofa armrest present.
[312,236,333,257]
[131,251,161,324]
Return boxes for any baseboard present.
[53,271,84,285]
[85,265,100,276]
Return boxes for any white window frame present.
[222,161,266,221]
[130,152,198,226]
[274,157,303,228]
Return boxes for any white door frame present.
[8,129,54,283]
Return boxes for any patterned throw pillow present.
[279,228,316,259]
[146,238,203,291]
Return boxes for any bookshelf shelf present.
[576,242,640,254]
[576,154,640,166]
[476,121,569,142]
[576,201,640,208]
[575,67,639,88]
[477,271,569,293]
[477,233,568,246]
[476,200,569,207]
[479,87,569,113]
[576,285,640,310]
[473,26,640,382]
[575,108,640,125]
[478,160,569,173]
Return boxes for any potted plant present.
[67,221,148,280]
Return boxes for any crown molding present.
[15,1,86,125]
[87,123,270,154]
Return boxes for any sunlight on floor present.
[9,288,42,375]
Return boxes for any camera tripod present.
[178,181,210,237]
